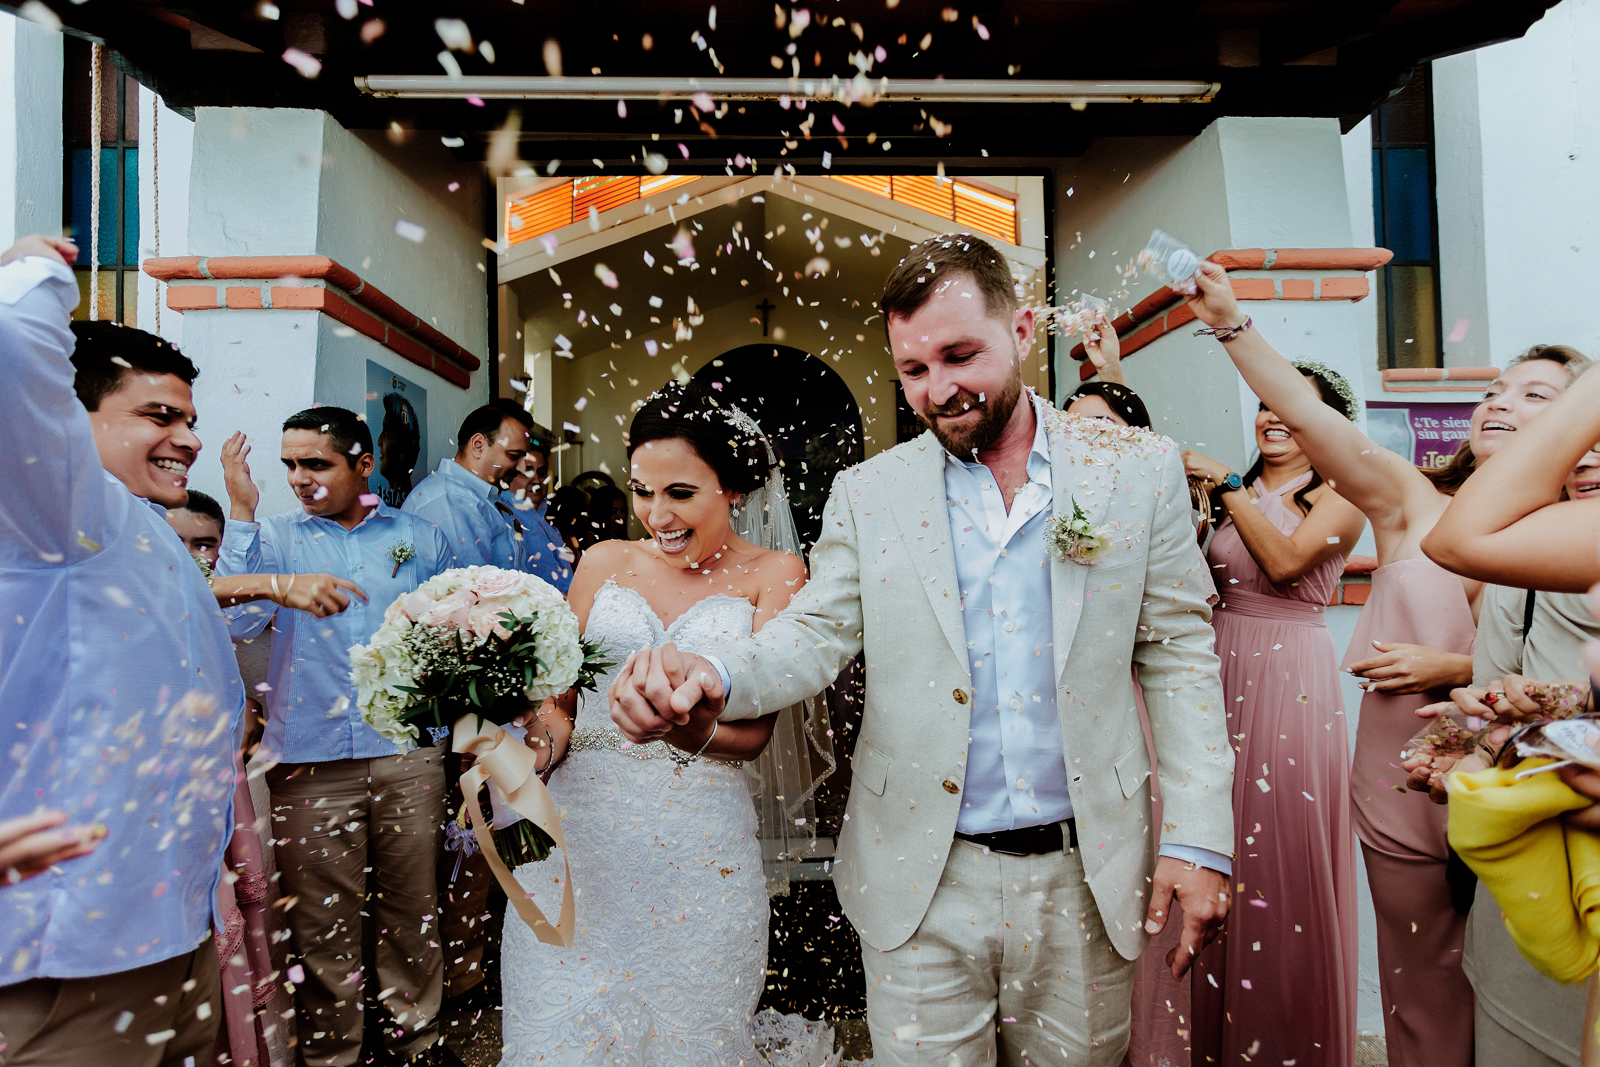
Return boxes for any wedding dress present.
[498,580,839,1067]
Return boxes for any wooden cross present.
[755,297,775,336]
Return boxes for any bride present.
[498,380,839,1066]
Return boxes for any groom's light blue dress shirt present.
[0,256,246,982]
[218,504,450,763]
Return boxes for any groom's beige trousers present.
[859,836,1136,1067]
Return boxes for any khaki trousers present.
[0,942,220,1067]
[268,748,445,1067]
[859,838,1136,1067]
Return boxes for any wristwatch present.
[1220,471,1245,492]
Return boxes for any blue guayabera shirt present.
[404,458,573,594]
[218,503,450,763]
[0,256,246,983]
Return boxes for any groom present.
[612,233,1234,1065]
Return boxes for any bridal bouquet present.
[350,566,610,875]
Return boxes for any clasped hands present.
[608,643,725,742]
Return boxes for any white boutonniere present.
[388,542,416,577]
[1046,498,1114,566]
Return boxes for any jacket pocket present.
[854,746,889,797]
[1114,744,1151,799]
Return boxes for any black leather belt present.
[955,818,1077,856]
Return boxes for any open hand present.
[278,573,366,617]
[1346,641,1474,696]
[0,810,104,883]
[1,235,78,268]
[220,432,260,521]
[1147,855,1229,980]
[1184,261,1246,331]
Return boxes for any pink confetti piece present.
[359,494,380,506]
[1240,979,1252,989]
[1248,899,1268,908]
[466,95,484,107]
[288,964,305,984]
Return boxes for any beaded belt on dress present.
[566,726,742,768]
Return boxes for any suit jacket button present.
[942,779,960,794]
[952,689,969,704]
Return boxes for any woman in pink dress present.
[1184,260,1588,1067]
[1182,366,1367,1067]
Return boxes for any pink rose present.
[470,568,527,598]
[466,603,512,641]
[417,589,476,631]
[398,588,438,622]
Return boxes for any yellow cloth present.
[1448,760,1600,984]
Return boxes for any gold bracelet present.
[283,573,297,600]
[269,574,281,601]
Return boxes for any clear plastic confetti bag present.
[1136,228,1202,294]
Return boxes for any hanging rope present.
[89,43,103,320]
[152,93,160,335]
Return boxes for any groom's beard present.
[919,361,1025,459]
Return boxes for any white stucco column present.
[136,86,194,346]
[167,107,490,515]
[0,13,63,250]
[1054,117,1377,469]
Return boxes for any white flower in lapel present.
[1046,498,1114,566]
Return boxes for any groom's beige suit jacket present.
[717,403,1234,959]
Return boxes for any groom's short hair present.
[880,232,1018,330]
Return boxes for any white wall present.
[1055,118,1374,469]
[1435,0,1600,363]
[0,13,62,250]
[136,86,194,346]
[180,108,490,517]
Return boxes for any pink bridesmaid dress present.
[1344,559,1477,1067]
[1190,473,1358,1067]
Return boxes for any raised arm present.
[1422,362,1600,592]
[0,239,117,566]
[1186,262,1436,534]
[1183,451,1366,585]
[1083,311,1124,385]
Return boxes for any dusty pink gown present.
[1344,559,1477,1067]
[1190,473,1358,1067]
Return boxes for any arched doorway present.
[692,344,864,552]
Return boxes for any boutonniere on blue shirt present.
[1045,498,1114,566]
[388,542,416,577]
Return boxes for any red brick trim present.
[142,255,481,386]
[1380,367,1500,393]
[1070,247,1395,381]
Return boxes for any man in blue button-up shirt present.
[404,401,530,573]
[0,236,244,1065]
[217,405,452,1066]
[506,418,574,593]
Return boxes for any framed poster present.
[1366,401,1476,470]
[366,361,428,507]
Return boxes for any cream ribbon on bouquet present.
[452,716,575,947]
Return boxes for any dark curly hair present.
[627,380,774,494]
[70,321,197,412]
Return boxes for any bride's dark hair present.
[627,380,774,494]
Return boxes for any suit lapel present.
[1046,410,1114,686]
[887,431,969,677]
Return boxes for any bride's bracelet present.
[669,721,720,769]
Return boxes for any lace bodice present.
[575,581,756,732]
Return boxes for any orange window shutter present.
[832,175,892,198]
[506,181,576,246]
[574,175,642,219]
[892,175,955,220]
[953,182,1019,245]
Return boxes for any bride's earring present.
[729,494,743,520]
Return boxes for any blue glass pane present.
[1370,149,1383,245]
[124,148,138,265]
[69,147,121,265]
[1381,147,1433,262]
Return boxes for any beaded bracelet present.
[1193,316,1253,343]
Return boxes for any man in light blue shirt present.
[404,400,532,575]
[0,236,244,1065]
[217,405,452,1066]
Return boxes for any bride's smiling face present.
[629,437,736,570]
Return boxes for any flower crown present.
[1291,359,1361,423]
